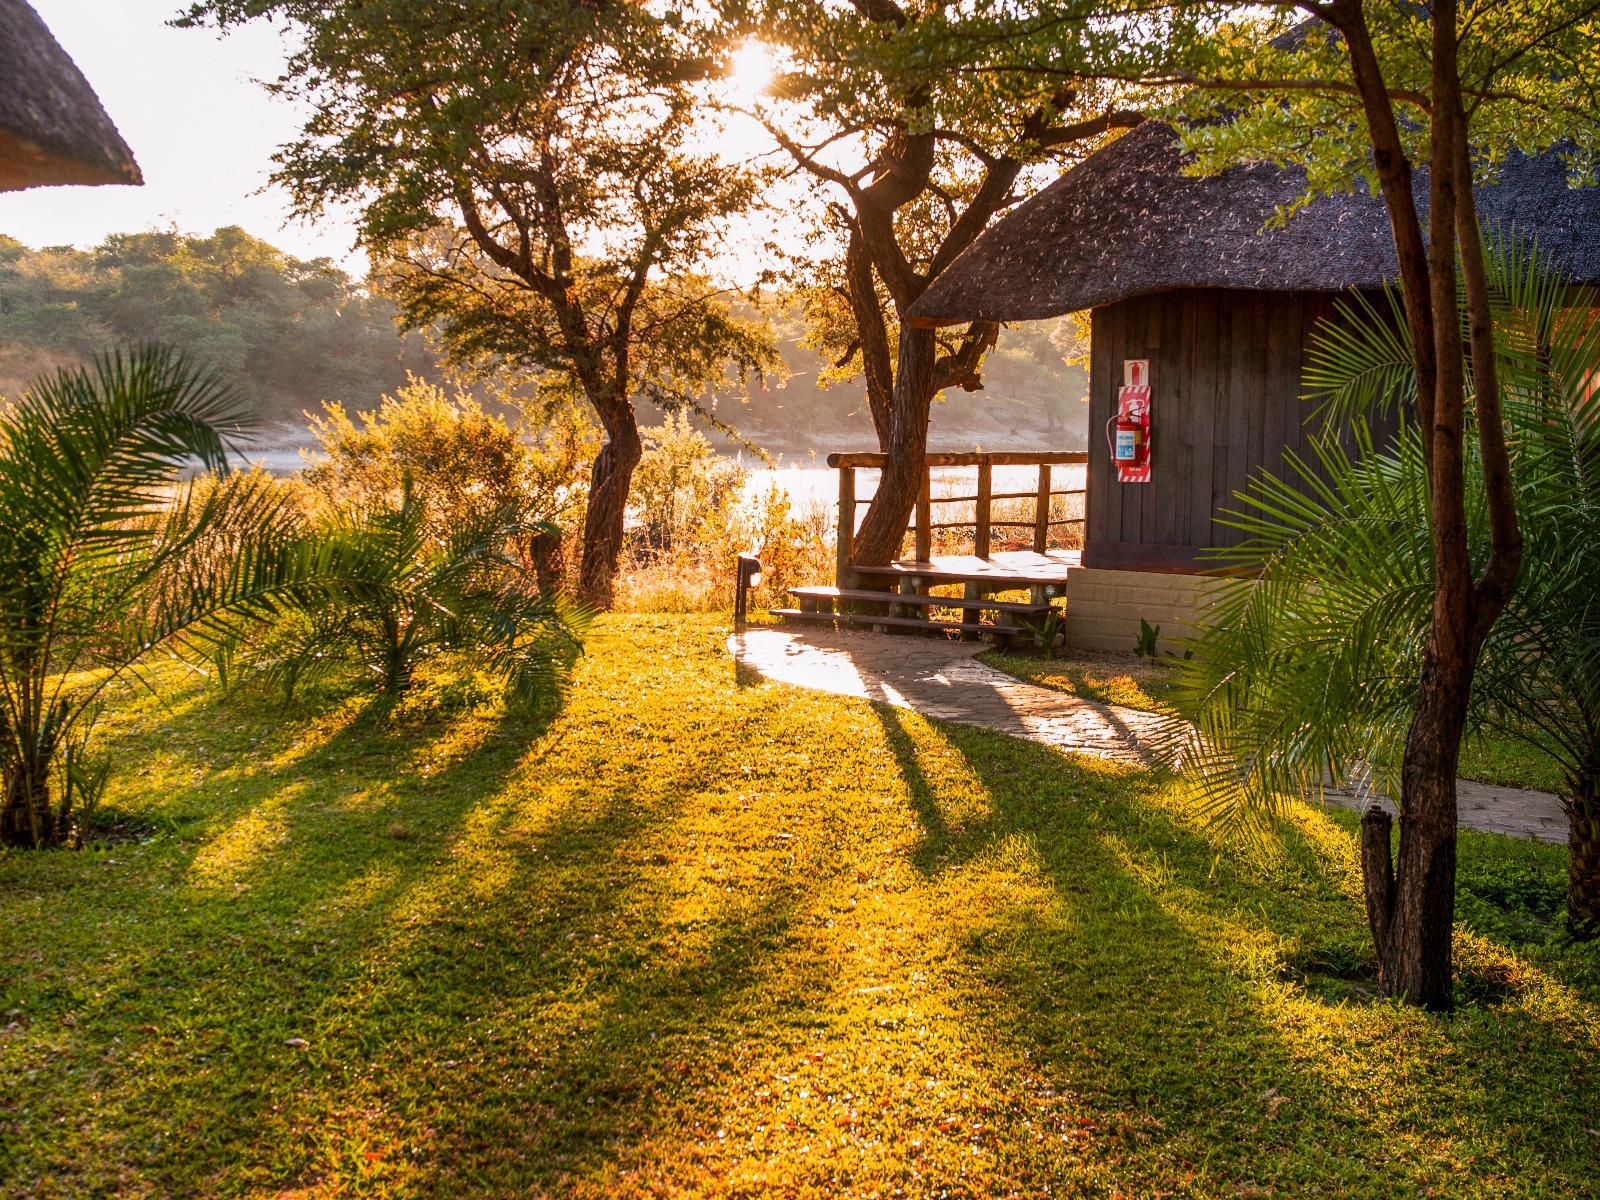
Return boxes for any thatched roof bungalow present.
[0,0,140,191]
[911,120,1600,573]
[906,121,1600,648]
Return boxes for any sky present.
[0,0,365,271]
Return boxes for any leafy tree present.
[0,228,436,421]
[180,1,777,607]
[1171,238,1600,941]
[0,347,319,848]
[1132,0,1600,1008]
[742,0,1145,565]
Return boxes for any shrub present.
[630,412,746,554]
[304,377,597,592]
[248,487,585,704]
[0,347,319,848]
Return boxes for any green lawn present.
[981,648,1571,794]
[3,615,1597,1197]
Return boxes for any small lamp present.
[734,553,762,630]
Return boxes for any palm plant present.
[0,347,320,848]
[1169,234,1600,940]
[256,486,584,704]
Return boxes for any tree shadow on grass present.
[8,635,1597,1197]
[240,688,865,1194]
[0,669,574,1192]
[1,628,870,1195]
[871,702,1600,1197]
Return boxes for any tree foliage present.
[742,0,1152,564]
[179,0,778,606]
[0,228,435,423]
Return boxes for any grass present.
[1,614,1596,1197]
[981,648,1570,795]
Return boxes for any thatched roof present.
[0,0,141,191]
[909,121,1600,326]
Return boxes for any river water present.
[230,447,1086,527]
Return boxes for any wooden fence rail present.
[832,451,1088,586]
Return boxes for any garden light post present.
[734,553,762,630]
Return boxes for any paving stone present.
[730,626,1568,845]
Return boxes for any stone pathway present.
[729,626,1568,845]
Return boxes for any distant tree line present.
[0,225,1088,456]
[0,226,439,425]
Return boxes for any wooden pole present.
[914,465,932,562]
[974,458,992,558]
[835,465,855,588]
[1033,463,1052,554]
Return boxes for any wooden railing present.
[826,451,1089,585]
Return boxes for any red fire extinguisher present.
[1110,402,1147,467]
[1106,367,1151,484]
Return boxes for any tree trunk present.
[1388,654,1468,1008]
[529,528,566,596]
[1360,652,1468,1011]
[1359,807,1397,986]
[1353,0,1492,1014]
[1359,657,1470,1011]
[577,403,643,608]
[1,762,58,849]
[850,324,937,567]
[1567,777,1600,940]
[845,229,895,450]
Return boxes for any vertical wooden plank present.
[1086,303,1114,558]
[1246,292,1270,527]
[1302,291,1350,467]
[974,458,993,558]
[914,466,931,562]
[1149,288,1188,548]
[1261,291,1296,487]
[835,466,854,588]
[1189,290,1221,550]
[1033,463,1051,553]
[1216,291,1255,548]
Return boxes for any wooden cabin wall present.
[1084,287,1363,573]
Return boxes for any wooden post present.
[1033,463,1052,553]
[835,465,855,588]
[914,465,932,562]
[974,458,992,558]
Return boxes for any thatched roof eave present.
[0,0,141,192]
[909,121,1600,326]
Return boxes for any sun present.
[725,40,775,106]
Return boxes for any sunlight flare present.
[725,39,775,106]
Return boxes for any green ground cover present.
[2,615,1596,1197]
[981,649,1569,795]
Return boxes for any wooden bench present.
[772,608,1013,640]
[788,585,1053,616]
[779,585,1061,647]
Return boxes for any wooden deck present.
[851,549,1080,592]
[786,453,1084,643]
[777,550,1077,644]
